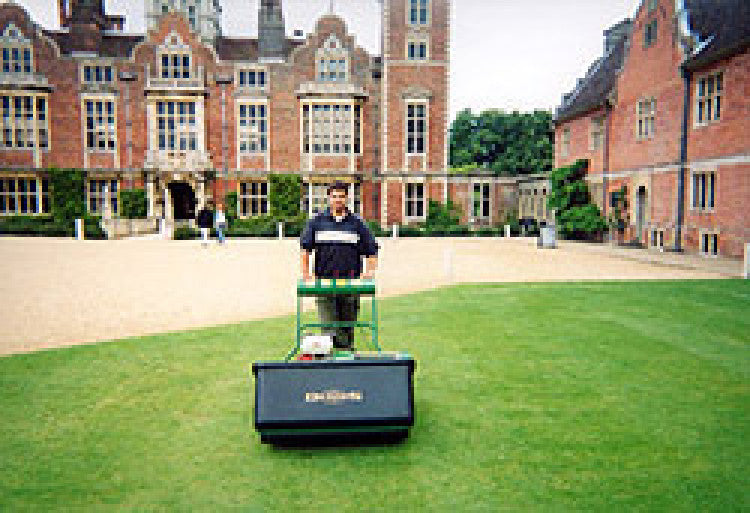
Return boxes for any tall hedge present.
[547,159,607,241]
[48,167,87,224]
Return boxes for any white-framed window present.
[695,72,723,126]
[188,5,196,30]
[407,38,429,61]
[472,182,490,221]
[237,68,267,89]
[637,98,656,139]
[302,103,361,155]
[156,100,197,151]
[560,127,570,157]
[650,229,664,249]
[81,64,114,84]
[406,102,427,155]
[405,182,425,220]
[644,19,657,48]
[317,57,347,82]
[237,103,267,154]
[590,116,604,151]
[691,171,715,211]
[84,99,116,151]
[304,182,329,216]
[158,34,192,79]
[408,0,430,26]
[87,179,118,215]
[647,0,658,13]
[160,52,190,78]
[316,35,348,83]
[1,93,48,150]
[700,232,718,257]
[1,24,33,74]
[0,176,49,214]
[301,181,360,217]
[238,180,269,217]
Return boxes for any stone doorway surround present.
[146,170,210,221]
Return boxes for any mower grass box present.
[251,278,416,445]
[253,357,415,444]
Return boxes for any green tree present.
[449,109,554,176]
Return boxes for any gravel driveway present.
[0,236,728,356]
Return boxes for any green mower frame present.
[287,278,380,360]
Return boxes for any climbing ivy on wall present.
[547,159,607,241]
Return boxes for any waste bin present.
[537,222,556,249]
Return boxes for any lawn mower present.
[252,278,415,445]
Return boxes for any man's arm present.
[363,255,378,280]
[301,250,312,281]
[357,217,380,280]
[300,216,317,281]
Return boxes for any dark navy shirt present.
[300,208,379,278]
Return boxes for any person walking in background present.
[196,200,214,247]
[214,202,227,245]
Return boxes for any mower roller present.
[252,278,415,445]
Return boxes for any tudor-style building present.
[0,0,452,229]
[554,0,749,259]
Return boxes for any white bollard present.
[392,224,398,239]
[744,243,749,279]
[277,221,283,240]
[505,224,511,238]
[443,246,453,282]
[75,218,84,241]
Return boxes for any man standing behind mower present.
[300,181,379,350]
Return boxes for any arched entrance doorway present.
[168,181,196,220]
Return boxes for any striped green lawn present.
[1,280,748,511]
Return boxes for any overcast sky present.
[17,0,638,120]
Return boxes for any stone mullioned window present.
[1,93,48,150]
[0,176,49,214]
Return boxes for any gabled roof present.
[683,0,750,70]
[554,36,626,124]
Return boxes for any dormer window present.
[158,33,192,79]
[316,35,348,83]
[1,24,33,74]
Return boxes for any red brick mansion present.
[0,0,455,228]
[554,0,749,258]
